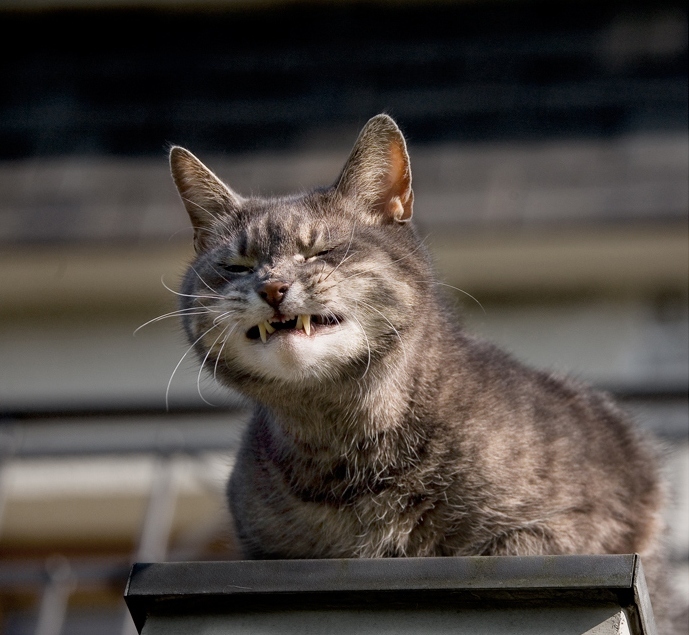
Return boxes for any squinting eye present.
[221,263,252,274]
[307,249,333,261]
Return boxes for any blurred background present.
[0,0,687,633]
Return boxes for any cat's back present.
[431,329,665,557]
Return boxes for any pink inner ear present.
[383,140,413,222]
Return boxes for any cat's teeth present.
[257,316,311,342]
[302,314,311,336]
[295,315,311,335]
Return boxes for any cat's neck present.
[250,317,453,450]
[261,366,406,440]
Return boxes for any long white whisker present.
[196,316,233,407]
[160,276,222,301]
[320,239,430,290]
[165,322,220,411]
[326,251,358,277]
[209,263,232,285]
[214,322,239,381]
[134,308,209,335]
[189,266,220,295]
[357,300,408,366]
[433,282,486,315]
[311,302,343,330]
[321,220,357,282]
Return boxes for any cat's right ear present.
[169,146,243,252]
[335,114,413,224]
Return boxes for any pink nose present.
[258,281,290,309]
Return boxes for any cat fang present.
[247,313,343,343]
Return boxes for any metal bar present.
[3,387,686,420]
[123,555,652,635]
[0,413,246,457]
[633,557,658,635]
[0,557,129,589]
[126,555,637,597]
[0,395,684,459]
[121,456,178,635]
[34,556,75,635]
[135,456,177,564]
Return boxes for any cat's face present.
[172,115,427,386]
[180,198,418,383]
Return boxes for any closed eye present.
[221,263,253,274]
[307,249,333,261]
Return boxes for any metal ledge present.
[124,555,656,634]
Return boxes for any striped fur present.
[170,115,677,632]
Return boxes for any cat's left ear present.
[335,114,413,223]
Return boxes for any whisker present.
[165,322,221,411]
[357,300,408,366]
[189,266,221,295]
[321,220,357,283]
[433,282,486,315]
[325,251,358,279]
[209,263,232,285]
[134,308,209,335]
[197,341,223,407]
[196,316,233,407]
[212,310,237,326]
[213,322,239,382]
[160,276,223,302]
[312,301,343,330]
[319,239,430,290]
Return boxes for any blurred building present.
[0,1,687,633]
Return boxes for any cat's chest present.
[262,427,424,506]
[273,482,445,558]
[253,439,454,557]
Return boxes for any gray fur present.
[170,115,678,632]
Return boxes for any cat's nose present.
[258,281,290,309]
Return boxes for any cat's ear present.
[335,114,413,223]
[169,146,243,251]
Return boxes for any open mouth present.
[246,314,341,343]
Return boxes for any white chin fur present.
[233,323,364,382]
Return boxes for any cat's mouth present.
[247,314,341,343]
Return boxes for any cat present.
[169,114,676,631]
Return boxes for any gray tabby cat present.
[170,115,674,630]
